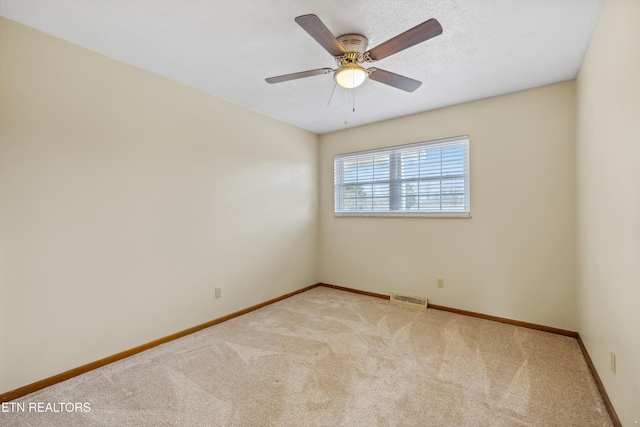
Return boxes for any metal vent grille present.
[390,293,428,310]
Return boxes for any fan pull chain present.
[353,89,356,113]
[344,89,357,126]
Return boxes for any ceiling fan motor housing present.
[333,35,369,88]
[337,34,368,55]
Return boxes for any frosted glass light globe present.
[335,65,367,88]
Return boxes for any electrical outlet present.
[437,279,444,288]
[215,287,222,299]
[610,352,616,375]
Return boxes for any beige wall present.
[0,18,318,394]
[319,83,577,330]
[576,0,640,424]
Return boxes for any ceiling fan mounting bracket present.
[362,51,375,63]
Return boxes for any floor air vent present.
[390,293,428,310]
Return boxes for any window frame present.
[333,135,471,218]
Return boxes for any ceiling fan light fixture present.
[335,64,367,89]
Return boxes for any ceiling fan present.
[265,14,443,101]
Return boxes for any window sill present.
[334,211,471,218]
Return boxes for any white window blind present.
[334,136,470,217]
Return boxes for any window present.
[334,135,470,217]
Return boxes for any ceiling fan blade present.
[295,14,346,57]
[265,68,332,84]
[368,68,422,92]
[328,83,346,107]
[365,18,443,61]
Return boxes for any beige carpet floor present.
[1,287,612,426]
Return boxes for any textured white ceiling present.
[0,0,604,134]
